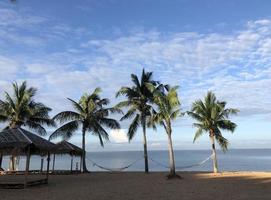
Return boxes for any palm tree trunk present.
[82,128,88,173]
[9,156,16,171]
[210,133,218,173]
[142,122,149,173]
[166,124,176,176]
[10,124,19,171]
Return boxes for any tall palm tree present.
[0,81,54,133]
[187,91,238,173]
[115,69,158,173]
[151,85,182,178]
[0,81,54,170]
[50,87,121,173]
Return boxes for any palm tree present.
[50,87,121,173]
[151,85,182,178]
[187,91,238,173]
[0,81,54,133]
[0,81,54,170]
[115,69,158,173]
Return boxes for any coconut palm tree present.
[151,85,182,178]
[50,87,121,173]
[187,91,238,173]
[115,69,158,173]
[0,81,54,170]
[0,81,54,133]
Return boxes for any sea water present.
[1,149,271,172]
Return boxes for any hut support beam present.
[24,146,31,188]
[0,153,2,169]
[70,155,74,172]
[46,153,50,181]
[40,157,44,172]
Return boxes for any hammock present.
[86,157,143,172]
[149,153,214,170]
[85,153,213,172]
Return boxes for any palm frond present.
[114,100,133,108]
[120,107,137,121]
[127,114,140,141]
[91,121,110,147]
[67,98,84,113]
[49,120,80,140]
[170,109,181,120]
[215,133,229,152]
[193,128,204,142]
[217,120,237,132]
[24,121,47,136]
[131,74,141,89]
[53,111,81,124]
[99,118,120,129]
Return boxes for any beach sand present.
[1,172,271,200]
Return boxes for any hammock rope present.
[86,156,143,172]
[149,153,214,170]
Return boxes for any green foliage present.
[116,69,158,141]
[151,85,182,134]
[0,81,54,135]
[187,91,239,151]
[50,87,120,146]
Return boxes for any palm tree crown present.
[0,81,54,135]
[188,91,239,151]
[116,69,158,139]
[50,87,121,172]
[152,85,181,128]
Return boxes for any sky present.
[0,0,270,151]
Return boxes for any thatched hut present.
[0,128,55,188]
[52,140,83,173]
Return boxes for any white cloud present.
[110,129,128,143]
[0,5,271,127]
[0,8,46,28]
[0,55,19,78]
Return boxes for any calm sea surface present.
[2,149,271,172]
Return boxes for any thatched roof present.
[0,128,55,155]
[53,140,83,156]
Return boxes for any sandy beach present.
[1,172,271,200]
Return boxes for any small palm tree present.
[187,91,238,173]
[151,85,182,178]
[115,69,158,173]
[0,81,54,134]
[50,88,121,173]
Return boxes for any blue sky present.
[0,0,271,151]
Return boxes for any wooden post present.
[70,155,74,172]
[40,157,44,173]
[24,146,31,188]
[79,155,82,172]
[52,154,56,172]
[9,156,15,171]
[0,153,2,169]
[46,152,51,181]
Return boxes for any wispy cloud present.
[0,3,270,135]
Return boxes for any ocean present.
[1,149,271,172]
